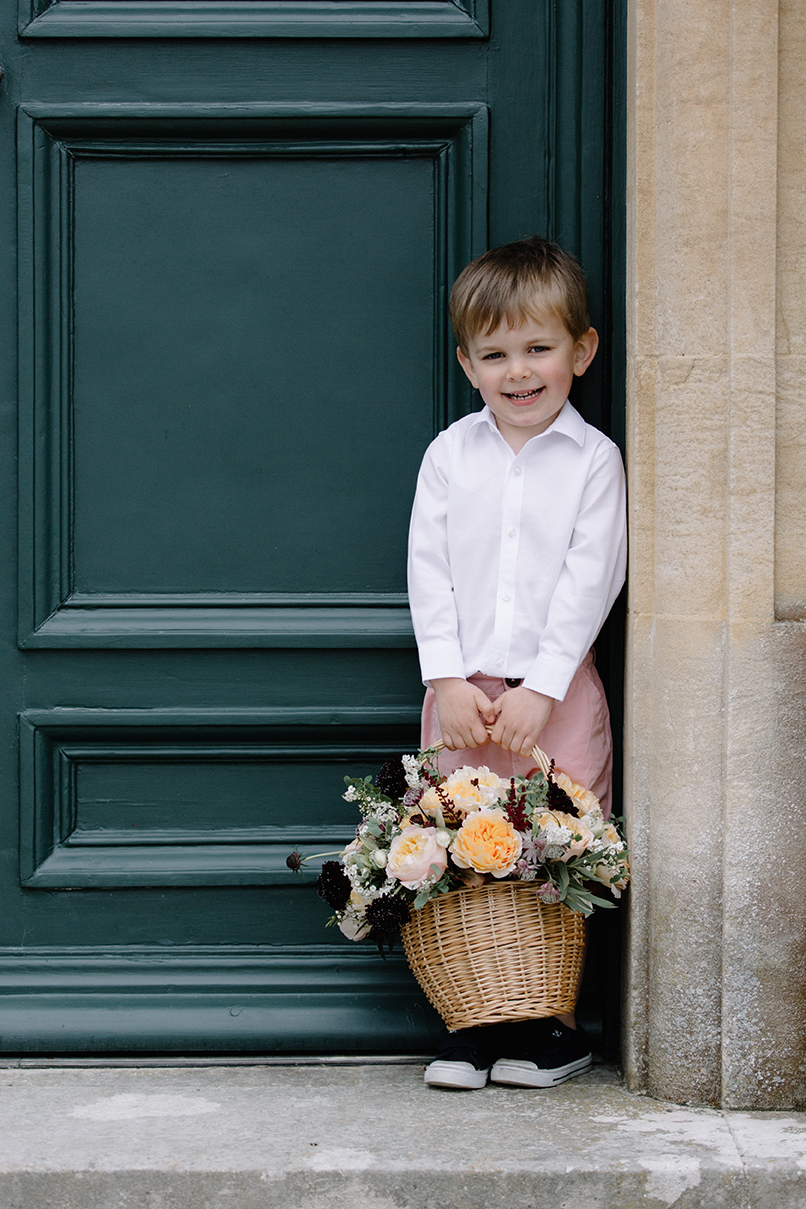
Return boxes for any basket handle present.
[432,724,552,779]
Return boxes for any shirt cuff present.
[416,640,468,686]
[522,654,580,702]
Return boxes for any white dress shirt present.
[407,401,627,702]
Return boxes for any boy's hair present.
[449,235,591,353]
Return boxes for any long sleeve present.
[522,442,627,700]
[407,436,466,683]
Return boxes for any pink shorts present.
[420,651,613,818]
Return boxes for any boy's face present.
[456,312,598,449]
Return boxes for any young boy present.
[407,236,627,1090]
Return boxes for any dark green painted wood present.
[19,706,421,886]
[0,0,625,1052]
[20,0,488,40]
[0,946,442,1053]
[17,104,487,647]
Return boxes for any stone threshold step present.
[1,1064,804,1208]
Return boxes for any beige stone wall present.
[776,0,806,618]
[624,0,806,1109]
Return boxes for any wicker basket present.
[400,734,586,1029]
[400,881,586,1030]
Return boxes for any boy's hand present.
[487,687,554,756]
[431,678,495,751]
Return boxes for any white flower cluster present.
[368,800,400,825]
[342,779,395,818]
[402,753,423,791]
[538,823,572,858]
[589,836,625,857]
[343,851,385,899]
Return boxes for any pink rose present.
[386,825,448,889]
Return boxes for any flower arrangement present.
[290,748,629,949]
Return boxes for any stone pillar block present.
[625,0,805,1108]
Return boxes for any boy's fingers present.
[489,721,534,755]
[471,690,495,713]
[488,719,509,749]
[472,718,492,746]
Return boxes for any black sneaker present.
[490,1018,592,1088]
[424,1026,494,1090]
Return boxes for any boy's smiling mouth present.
[503,387,544,402]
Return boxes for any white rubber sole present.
[424,1060,490,1090]
[489,1053,593,1088]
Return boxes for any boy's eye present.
[481,351,503,360]
[529,345,549,353]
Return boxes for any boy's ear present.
[573,327,599,376]
[456,346,479,389]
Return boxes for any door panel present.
[20,0,488,40]
[19,707,419,888]
[19,107,485,648]
[0,0,622,1051]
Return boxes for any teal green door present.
[0,0,623,1051]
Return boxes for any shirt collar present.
[466,400,586,447]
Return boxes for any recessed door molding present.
[16,103,488,649]
[19,0,488,40]
[19,705,421,887]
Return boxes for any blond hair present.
[449,236,590,354]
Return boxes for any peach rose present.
[450,809,522,878]
[554,772,601,816]
[386,825,448,889]
[591,861,630,898]
[419,786,446,818]
[443,766,504,813]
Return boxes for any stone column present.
[624,0,806,1108]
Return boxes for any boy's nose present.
[507,360,530,380]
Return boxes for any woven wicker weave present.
[400,880,586,1030]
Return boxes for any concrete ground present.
[0,1059,803,1208]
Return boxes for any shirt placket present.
[489,455,525,675]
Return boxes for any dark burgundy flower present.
[406,811,431,829]
[375,757,409,800]
[316,860,351,911]
[365,894,410,941]
[505,778,529,831]
[286,851,303,872]
[546,760,577,815]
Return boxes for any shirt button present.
[513,466,522,476]
[502,592,512,602]
[495,658,504,667]
[507,527,516,537]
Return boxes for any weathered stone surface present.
[0,1064,804,1208]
